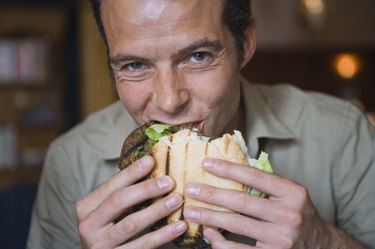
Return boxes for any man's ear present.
[240,17,257,69]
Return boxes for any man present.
[27,0,375,248]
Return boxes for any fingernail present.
[165,194,182,209]
[183,207,200,221]
[172,221,187,235]
[185,183,200,197]
[202,158,218,171]
[156,176,172,189]
[138,156,153,170]
[203,228,214,242]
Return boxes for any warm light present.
[301,0,325,14]
[299,0,327,31]
[334,54,360,79]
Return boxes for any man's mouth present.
[171,121,204,133]
[147,120,205,134]
[194,121,204,133]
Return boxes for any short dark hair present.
[89,0,252,60]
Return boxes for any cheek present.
[116,82,150,117]
[207,80,240,118]
[187,66,240,108]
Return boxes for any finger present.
[117,220,187,249]
[204,227,253,249]
[82,175,175,230]
[185,182,287,223]
[103,193,185,247]
[77,156,154,220]
[202,158,296,198]
[183,206,277,243]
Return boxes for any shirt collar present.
[241,78,295,157]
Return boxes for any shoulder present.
[245,82,372,158]
[58,101,125,143]
[41,101,131,195]
[44,100,132,176]
[253,83,365,135]
[255,83,354,116]
[50,101,124,153]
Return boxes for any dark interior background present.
[0,0,374,248]
[242,49,375,111]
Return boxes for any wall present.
[244,0,375,111]
[253,0,375,50]
[79,0,118,118]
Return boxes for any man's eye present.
[190,52,208,62]
[125,62,144,71]
[182,51,215,71]
[113,61,154,81]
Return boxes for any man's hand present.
[182,158,367,249]
[76,156,187,249]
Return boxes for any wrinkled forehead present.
[101,0,224,28]
[101,0,226,47]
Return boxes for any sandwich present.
[119,122,273,249]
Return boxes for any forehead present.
[101,0,223,24]
[101,0,225,48]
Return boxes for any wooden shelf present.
[0,6,69,184]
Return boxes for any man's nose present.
[153,68,189,115]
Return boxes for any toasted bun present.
[150,129,248,248]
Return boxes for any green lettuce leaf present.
[248,152,273,197]
[145,123,172,142]
[257,151,273,173]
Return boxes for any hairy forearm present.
[326,224,368,249]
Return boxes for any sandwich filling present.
[118,122,273,249]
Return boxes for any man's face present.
[101,0,247,137]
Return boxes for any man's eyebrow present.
[172,39,224,59]
[110,39,224,66]
[110,54,152,67]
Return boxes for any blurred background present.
[0,0,374,248]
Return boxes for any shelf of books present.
[0,6,68,184]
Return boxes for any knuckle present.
[109,189,126,207]
[248,167,264,186]
[153,200,169,218]
[233,192,249,210]
[86,243,102,249]
[76,199,86,217]
[228,215,248,235]
[125,163,142,179]
[294,184,309,201]
[210,240,223,248]
[78,220,91,238]
[122,216,139,235]
[280,236,294,249]
[101,178,116,193]
[122,218,138,234]
[146,178,158,191]
[110,216,138,240]
[140,238,153,249]
[292,212,303,228]
[142,179,159,196]
[286,210,303,228]
[205,187,218,203]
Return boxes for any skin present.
[77,0,368,248]
[102,0,250,137]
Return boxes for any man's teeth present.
[194,122,204,133]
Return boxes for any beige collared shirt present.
[27,79,375,248]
